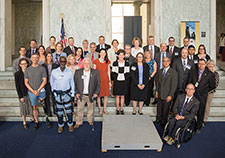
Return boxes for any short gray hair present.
[83,57,91,63]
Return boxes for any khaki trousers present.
[76,95,94,125]
[204,93,214,122]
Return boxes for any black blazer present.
[74,68,101,102]
[143,45,160,60]
[130,63,149,87]
[96,44,111,52]
[14,70,28,99]
[173,94,200,120]
[25,48,38,58]
[42,63,58,82]
[155,67,178,100]
[172,58,195,92]
[155,52,172,71]
[188,67,216,96]
[167,45,181,61]
[193,54,211,64]
[64,46,77,56]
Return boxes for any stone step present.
[0,106,224,117]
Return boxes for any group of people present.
[13,35,219,143]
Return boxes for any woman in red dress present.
[93,48,111,116]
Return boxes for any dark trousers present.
[170,89,185,112]
[195,92,208,129]
[144,77,154,106]
[44,83,52,116]
[157,99,171,126]
[168,118,188,139]
[125,77,131,106]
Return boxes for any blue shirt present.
[52,51,67,65]
[50,67,75,97]
[138,65,143,84]
[160,52,167,69]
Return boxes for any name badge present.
[175,52,179,56]
[195,82,199,87]
[82,75,87,79]
[59,75,64,79]
[186,64,191,70]
[131,66,136,71]
[194,60,198,64]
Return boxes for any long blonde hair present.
[67,54,77,67]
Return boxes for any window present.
[111,4,134,48]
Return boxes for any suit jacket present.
[172,58,195,92]
[96,43,111,52]
[173,94,200,120]
[188,67,216,96]
[143,44,160,60]
[130,63,149,87]
[25,48,38,58]
[64,45,77,56]
[42,63,58,82]
[155,52,172,71]
[167,45,181,61]
[85,52,99,67]
[14,70,28,99]
[74,68,101,102]
[156,67,178,100]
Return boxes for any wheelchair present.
[162,117,197,148]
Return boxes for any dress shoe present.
[152,100,158,105]
[120,110,125,115]
[69,126,74,132]
[58,126,63,133]
[116,109,120,115]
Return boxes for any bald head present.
[160,42,167,52]
[185,84,195,97]
[181,48,188,59]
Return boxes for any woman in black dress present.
[111,49,130,115]
[193,44,210,64]
[130,52,149,115]
[14,58,33,130]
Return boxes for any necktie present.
[169,47,172,54]
[183,60,186,70]
[91,54,94,62]
[180,98,189,116]
[163,69,166,77]
[31,49,34,54]
[72,47,75,54]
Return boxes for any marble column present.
[134,1,142,16]
[153,0,162,46]
[104,0,112,44]
[0,0,6,71]
[210,0,216,64]
[42,0,50,47]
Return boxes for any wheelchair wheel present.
[181,119,196,143]
[162,122,170,138]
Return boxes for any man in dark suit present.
[180,37,190,50]
[172,48,195,99]
[155,57,178,126]
[74,58,101,128]
[25,39,38,58]
[143,35,160,60]
[188,59,215,133]
[164,84,200,145]
[188,45,195,61]
[166,37,181,61]
[155,43,172,71]
[96,35,111,52]
[64,37,77,56]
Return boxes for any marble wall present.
[49,0,111,47]
[161,0,210,54]
[14,0,41,57]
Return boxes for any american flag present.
[60,17,67,48]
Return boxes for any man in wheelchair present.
[163,83,200,145]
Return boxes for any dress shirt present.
[83,70,91,94]
[50,67,75,96]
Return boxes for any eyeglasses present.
[60,60,67,63]
[20,63,28,65]
[186,88,195,90]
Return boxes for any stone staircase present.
[0,67,225,122]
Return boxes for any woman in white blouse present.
[107,39,119,67]
[131,37,143,57]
